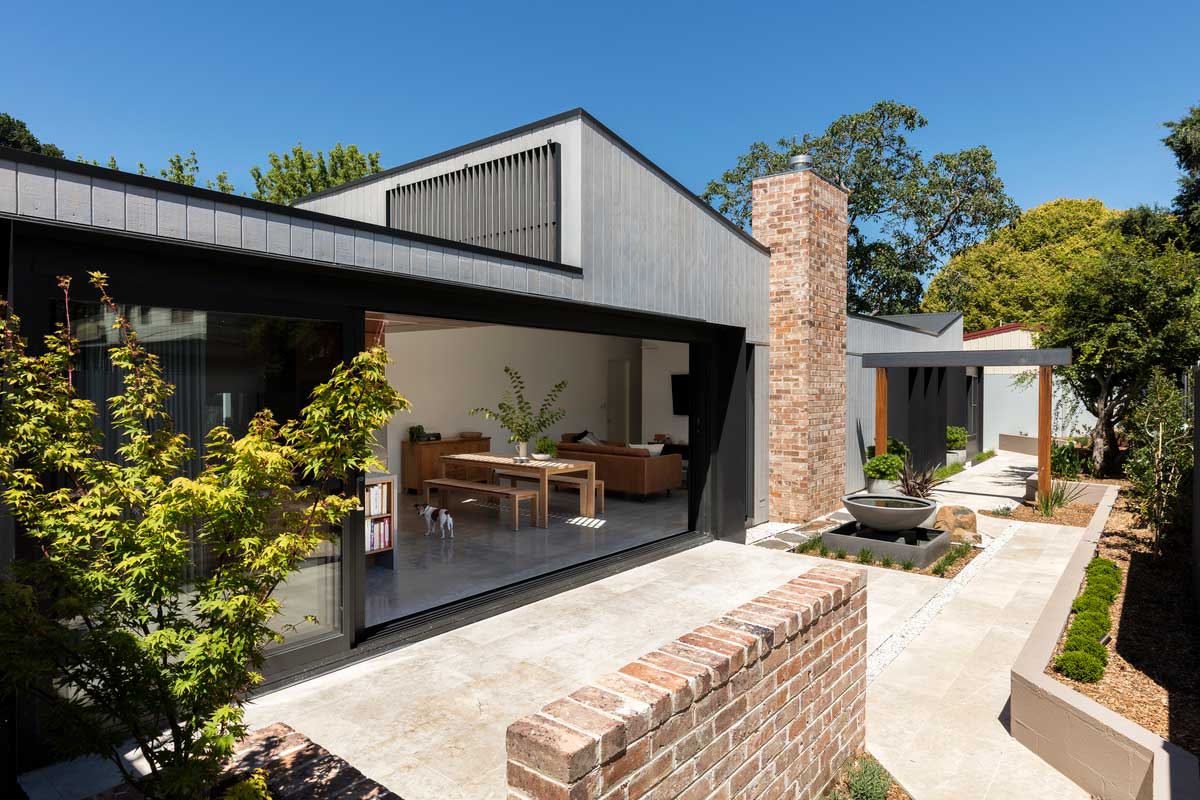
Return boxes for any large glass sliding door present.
[66,300,346,651]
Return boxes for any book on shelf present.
[364,515,392,552]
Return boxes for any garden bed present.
[980,500,1096,528]
[1047,496,1200,758]
[823,751,911,800]
[793,535,980,578]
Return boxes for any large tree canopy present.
[702,100,1018,314]
[250,143,382,206]
[922,199,1144,330]
[1164,102,1200,247]
[0,112,64,158]
[1038,248,1200,473]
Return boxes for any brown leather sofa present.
[557,434,683,498]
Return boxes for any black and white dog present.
[415,503,454,538]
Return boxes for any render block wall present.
[505,565,867,799]
[753,168,849,522]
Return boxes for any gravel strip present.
[866,520,1024,684]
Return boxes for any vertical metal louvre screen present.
[387,142,560,262]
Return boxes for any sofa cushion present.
[559,441,649,458]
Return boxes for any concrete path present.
[867,519,1088,800]
[932,450,1034,514]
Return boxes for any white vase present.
[515,441,529,461]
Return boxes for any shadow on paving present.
[1115,538,1200,757]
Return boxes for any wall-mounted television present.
[671,374,690,416]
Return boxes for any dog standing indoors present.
[415,503,454,538]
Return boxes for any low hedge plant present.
[1054,557,1121,682]
[863,453,904,481]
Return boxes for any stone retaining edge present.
[1009,484,1200,800]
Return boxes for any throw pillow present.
[580,432,602,446]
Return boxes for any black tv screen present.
[671,374,690,416]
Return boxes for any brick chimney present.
[752,160,849,522]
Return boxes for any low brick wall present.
[505,565,867,799]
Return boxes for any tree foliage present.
[0,274,406,798]
[1164,102,1200,247]
[701,100,1018,314]
[0,112,64,158]
[1037,249,1200,473]
[923,199,1144,330]
[469,366,568,444]
[250,143,382,206]
[1124,370,1193,550]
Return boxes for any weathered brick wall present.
[505,565,867,800]
[753,168,849,522]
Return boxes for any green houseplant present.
[945,425,968,451]
[533,436,557,460]
[470,366,567,460]
[863,453,904,493]
[0,274,406,799]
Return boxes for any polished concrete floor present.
[365,488,688,626]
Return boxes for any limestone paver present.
[868,520,1089,800]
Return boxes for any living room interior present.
[362,311,692,627]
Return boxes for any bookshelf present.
[364,474,396,567]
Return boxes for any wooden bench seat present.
[423,478,538,531]
[492,470,605,514]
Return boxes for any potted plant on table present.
[864,453,904,494]
[532,436,557,461]
[470,366,567,462]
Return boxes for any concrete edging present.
[1009,484,1200,799]
[1023,475,1110,504]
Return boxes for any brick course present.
[505,566,867,800]
[753,168,849,523]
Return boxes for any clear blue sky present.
[4,0,1198,214]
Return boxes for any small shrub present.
[991,505,1013,517]
[856,548,874,564]
[1036,479,1085,516]
[868,437,911,462]
[1124,369,1193,551]
[834,548,848,560]
[931,543,972,576]
[795,536,820,553]
[1062,630,1108,664]
[533,435,557,456]
[846,755,892,800]
[223,770,272,800]
[1051,442,1084,479]
[946,425,968,450]
[864,453,904,481]
[972,449,996,464]
[899,458,949,498]
[880,555,895,568]
[933,462,964,480]
[1054,650,1105,682]
[900,559,915,571]
[1073,609,1112,636]
[1071,593,1109,615]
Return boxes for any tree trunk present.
[1089,402,1121,477]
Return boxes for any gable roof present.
[871,311,962,336]
[295,107,769,255]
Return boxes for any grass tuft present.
[856,548,874,564]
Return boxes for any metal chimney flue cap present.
[789,154,813,171]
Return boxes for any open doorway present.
[361,312,693,627]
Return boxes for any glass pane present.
[66,301,344,649]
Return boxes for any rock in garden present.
[935,505,981,544]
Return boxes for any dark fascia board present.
[0,145,582,277]
[295,108,771,256]
[848,311,962,338]
[861,348,1072,368]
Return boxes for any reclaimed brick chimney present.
[753,161,849,523]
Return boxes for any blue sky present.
[4,0,1198,215]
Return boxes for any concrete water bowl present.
[824,494,950,569]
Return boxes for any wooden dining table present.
[439,451,597,528]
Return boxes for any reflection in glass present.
[67,301,344,649]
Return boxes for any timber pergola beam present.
[862,348,1073,499]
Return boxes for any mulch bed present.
[792,541,981,579]
[89,723,400,799]
[823,751,912,799]
[980,501,1097,528]
[1047,495,1200,758]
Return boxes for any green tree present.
[1164,102,1200,247]
[250,143,382,206]
[0,112,64,158]
[0,273,406,798]
[1038,249,1200,473]
[701,100,1018,314]
[1124,369,1193,550]
[152,151,235,194]
[923,199,1148,330]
